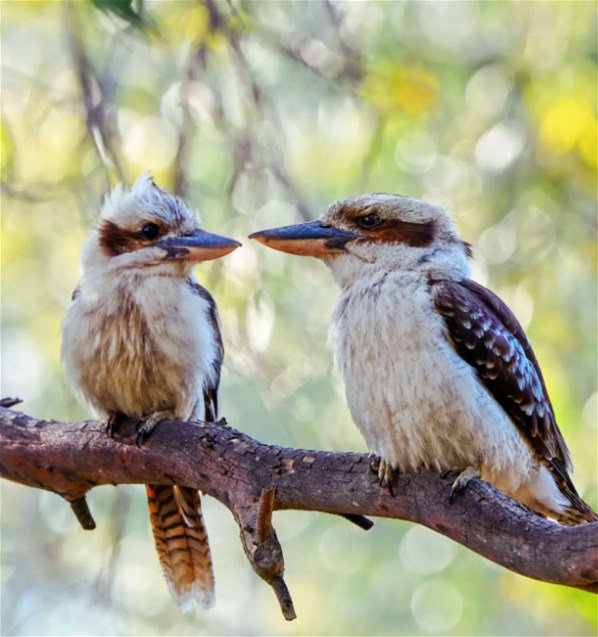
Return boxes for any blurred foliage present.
[90,0,144,28]
[1,1,597,635]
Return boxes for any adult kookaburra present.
[62,173,240,609]
[250,193,597,525]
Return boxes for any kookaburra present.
[251,193,597,525]
[62,173,240,609]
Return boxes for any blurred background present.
[1,1,596,635]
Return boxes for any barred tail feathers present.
[549,463,598,526]
[556,494,598,526]
[146,484,215,611]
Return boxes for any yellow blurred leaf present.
[0,119,15,177]
[362,63,438,116]
[184,4,209,44]
[539,95,597,164]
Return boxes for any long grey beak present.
[249,220,361,256]
[155,229,241,262]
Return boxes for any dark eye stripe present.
[359,219,436,247]
[98,220,163,256]
[99,220,141,256]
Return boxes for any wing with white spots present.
[433,279,574,489]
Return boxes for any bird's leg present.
[106,412,128,438]
[135,411,170,447]
[367,453,381,479]
[378,459,396,497]
[448,465,480,502]
[368,454,396,497]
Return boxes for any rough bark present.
[0,405,596,619]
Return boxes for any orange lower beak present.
[249,221,361,256]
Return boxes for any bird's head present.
[82,173,240,277]
[250,193,471,285]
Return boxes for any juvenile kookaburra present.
[62,173,240,609]
[251,193,597,525]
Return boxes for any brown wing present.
[433,278,576,493]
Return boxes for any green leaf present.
[89,0,144,29]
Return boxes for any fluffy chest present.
[328,272,528,474]
[63,274,219,418]
[330,272,450,407]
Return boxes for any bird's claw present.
[449,466,480,503]
[106,413,127,438]
[135,426,151,448]
[367,454,397,497]
[379,460,396,497]
[216,416,228,427]
[367,453,381,479]
[135,413,168,448]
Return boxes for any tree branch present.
[0,406,596,620]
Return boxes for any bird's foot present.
[448,466,480,502]
[215,416,228,427]
[368,454,397,497]
[367,453,381,479]
[106,413,127,438]
[135,412,170,448]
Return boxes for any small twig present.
[1,183,49,203]
[0,397,22,408]
[340,513,374,531]
[269,577,297,621]
[256,486,276,543]
[235,486,297,620]
[64,2,125,188]
[69,496,96,530]
[202,0,313,222]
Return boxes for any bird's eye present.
[141,223,160,240]
[357,213,382,229]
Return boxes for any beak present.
[249,220,361,257]
[155,229,241,262]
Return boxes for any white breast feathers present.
[61,272,219,422]
[328,269,535,494]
